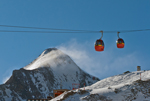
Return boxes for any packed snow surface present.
[52,70,150,101]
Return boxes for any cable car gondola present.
[116,32,125,48]
[95,31,104,52]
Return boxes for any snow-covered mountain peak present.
[40,48,58,57]
[0,48,99,100]
[24,48,75,70]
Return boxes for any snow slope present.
[52,70,150,101]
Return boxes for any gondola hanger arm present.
[100,30,103,39]
[117,32,120,38]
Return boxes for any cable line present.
[0,24,150,33]
[0,30,99,33]
[101,29,150,33]
[0,24,98,33]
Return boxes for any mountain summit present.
[0,48,99,101]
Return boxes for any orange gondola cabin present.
[116,38,125,48]
[95,39,104,51]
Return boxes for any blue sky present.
[0,0,150,84]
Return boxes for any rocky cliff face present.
[0,48,99,101]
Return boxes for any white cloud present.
[57,39,141,79]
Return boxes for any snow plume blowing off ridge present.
[57,39,141,79]
[0,48,99,100]
[23,48,69,70]
[23,48,83,75]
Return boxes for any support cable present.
[0,25,98,33]
[0,24,150,33]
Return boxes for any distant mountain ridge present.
[0,48,99,101]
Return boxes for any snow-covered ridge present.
[52,70,150,101]
[24,48,76,70]
[90,71,147,89]
[40,48,57,57]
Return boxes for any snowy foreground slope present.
[52,70,150,101]
[0,48,99,101]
